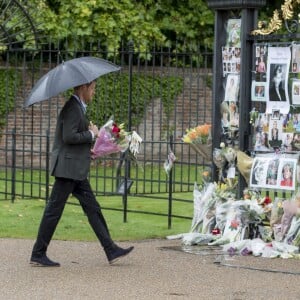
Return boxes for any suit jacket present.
[50,96,93,180]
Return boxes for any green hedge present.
[0,69,183,134]
[0,69,21,132]
[87,73,184,127]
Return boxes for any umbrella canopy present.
[24,56,121,107]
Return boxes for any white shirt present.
[72,94,95,139]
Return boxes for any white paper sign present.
[266,47,291,114]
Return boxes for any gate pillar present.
[207,0,266,196]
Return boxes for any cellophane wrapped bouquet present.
[91,118,142,159]
[182,124,212,160]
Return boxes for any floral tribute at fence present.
[91,117,142,159]
[182,123,212,161]
[168,145,300,259]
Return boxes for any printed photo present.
[251,81,266,102]
[266,47,291,115]
[255,45,267,73]
[254,113,269,133]
[265,159,279,186]
[292,133,300,150]
[250,157,269,187]
[222,46,241,75]
[268,64,288,102]
[292,80,300,105]
[278,158,297,190]
[224,74,239,102]
[292,44,300,73]
[271,109,280,120]
[250,156,297,190]
[226,19,241,48]
[282,132,293,152]
[268,118,282,149]
[253,131,270,152]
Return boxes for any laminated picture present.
[222,47,241,75]
[250,156,297,190]
[291,44,300,73]
[226,19,241,48]
[251,81,266,101]
[250,157,269,188]
[268,64,288,102]
[278,159,297,190]
[268,118,282,149]
[266,47,291,115]
[224,74,239,102]
[292,79,300,105]
[255,45,267,73]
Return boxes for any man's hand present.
[89,121,99,138]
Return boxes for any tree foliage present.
[27,0,214,52]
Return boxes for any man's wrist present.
[89,130,95,139]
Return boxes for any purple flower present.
[227,246,236,256]
[241,247,251,256]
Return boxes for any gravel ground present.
[1,238,300,300]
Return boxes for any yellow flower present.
[182,135,191,143]
[182,123,211,144]
[202,171,210,177]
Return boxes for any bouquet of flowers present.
[182,123,212,160]
[91,118,142,159]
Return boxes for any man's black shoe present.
[108,246,134,265]
[30,255,60,267]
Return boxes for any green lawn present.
[0,165,198,241]
[0,193,193,242]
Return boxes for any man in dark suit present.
[30,81,133,267]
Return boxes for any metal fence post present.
[11,128,16,203]
[123,40,134,223]
[45,129,50,201]
[168,135,174,229]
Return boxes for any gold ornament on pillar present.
[251,0,299,35]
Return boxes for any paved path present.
[1,238,300,299]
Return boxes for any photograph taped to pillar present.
[226,19,241,48]
[251,80,266,102]
[255,45,268,74]
[291,79,300,105]
[268,118,283,149]
[292,44,300,73]
[266,47,291,115]
[250,155,297,191]
[222,46,241,75]
[224,74,239,102]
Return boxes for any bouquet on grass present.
[91,117,142,159]
[182,124,212,160]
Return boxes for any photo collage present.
[251,43,300,152]
[250,156,297,191]
[221,20,300,153]
[221,19,241,142]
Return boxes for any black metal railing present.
[0,41,213,228]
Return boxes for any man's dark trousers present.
[32,177,114,257]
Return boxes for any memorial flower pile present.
[167,145,300,259]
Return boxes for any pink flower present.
[91,127,123,159]
[229,219,239,230]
